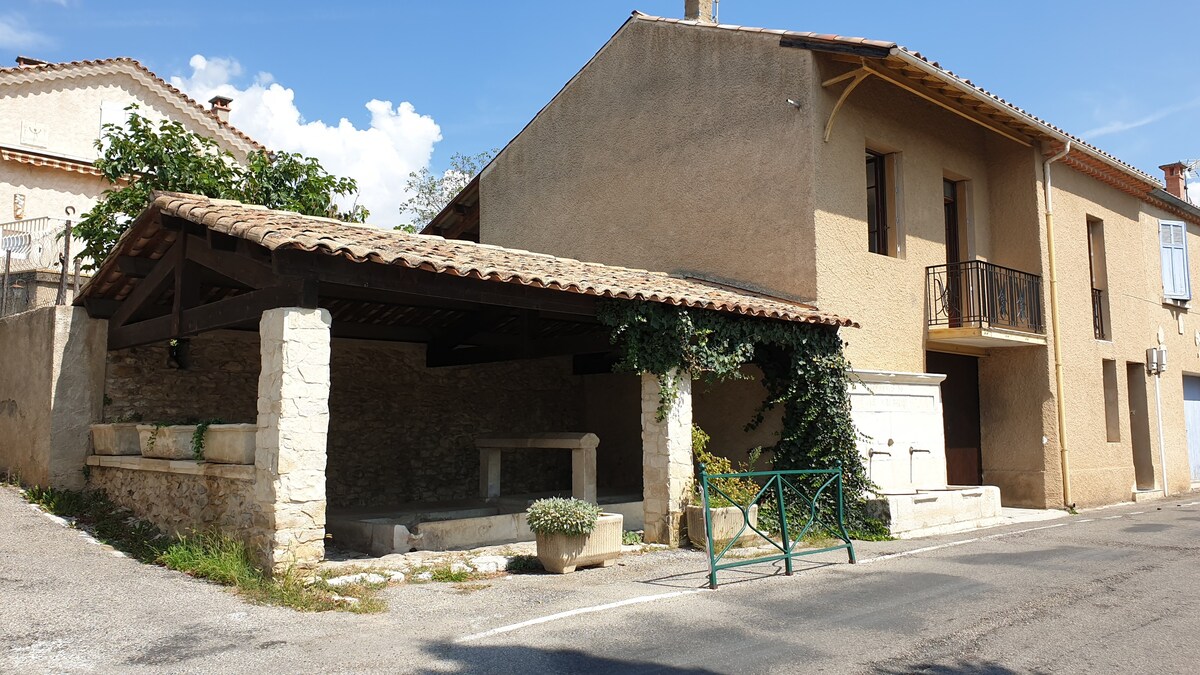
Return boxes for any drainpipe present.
[1043,141,1073,508]
[1153,344,1170,497]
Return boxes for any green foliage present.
[22,485,167,562]
[158,531,259,586]
[622,530,644,546]
[190,419,223,461]
[429,566,472,583]
[525,497,601,536]
[692,424,762,508]
[504,554,543,573]
[75,106,367,269]
[396,149,496,232]
[597,300,886,534]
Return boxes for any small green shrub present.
[526,497,601,536]
[505,555,543,573]
[158,532,259,586]
[622,530,644,546]
[692,425,762,508]
[429,566,472,583]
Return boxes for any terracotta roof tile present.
[83,192,856,328]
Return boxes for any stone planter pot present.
[137,424,197,460]
[687,504,760,550]
[535,513,623,574]
[202,424,257,465]
[90,423,142,456]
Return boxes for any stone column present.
[641,371,693,546]
[253,307,331,574]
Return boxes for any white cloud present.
[0,14,51,50]
[1083,99,1200,139]
[171,54,441,228]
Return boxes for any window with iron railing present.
[1092,288,1106,340]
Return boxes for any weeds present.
[14,482,383,613]
[622,530,644,546]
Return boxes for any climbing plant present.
[596,300,887,536]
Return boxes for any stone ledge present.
[86,455,255,481]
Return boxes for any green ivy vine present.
[596,300,887,536]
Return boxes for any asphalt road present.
[3,485,1199,674]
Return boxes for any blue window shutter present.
[1161,220,1191,300]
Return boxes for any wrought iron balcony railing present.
[1092,288,1106,340]
[926,260,1045,335]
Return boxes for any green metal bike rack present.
[699,462,856,589]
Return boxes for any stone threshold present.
[85,455,254,481]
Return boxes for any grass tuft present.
[11,481,383,613]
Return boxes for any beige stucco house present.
[0,56,260,312]
[426,8,1200,510]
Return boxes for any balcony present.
[926,260,1046,348]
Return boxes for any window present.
[1102,359,1120,442]
[866,150,889,255]
[1160,219,1191,301]
[1088,218,1109,339]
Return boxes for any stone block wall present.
[104,330,259,425]
[88,464,255,537]
[326,340,585,508]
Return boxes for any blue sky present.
[4,1,1198,222]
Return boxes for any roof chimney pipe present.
[684,0,716,23]
[1160,161,1188,201]
[208,95,232,123]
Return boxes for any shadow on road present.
[637,558,836,589]
[874,658,1043,674]
[418,642,720,674]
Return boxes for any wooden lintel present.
[186,234,279,289]
[426,331,613,368]
[109,240,179,328]
[275,250,597,318]
[108,283,304,350]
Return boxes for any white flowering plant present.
[526,497,601,537]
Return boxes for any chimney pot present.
[208,95,233,123]
[684,0,716,23]
[1160,161,1188,201]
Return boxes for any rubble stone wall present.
[88,464,255,537]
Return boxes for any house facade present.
[0,57,260,312]
[426,10,1200,509]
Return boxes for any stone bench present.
[476,432,600,504]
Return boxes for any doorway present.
[1126,362,1156,490]
[927,350,981,485]
[1184,376,1200,482]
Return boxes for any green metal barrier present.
[698,463,856,589]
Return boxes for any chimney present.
[208,95,232,123]
[684,0,716,23]
[15,56,48,67]
[1160,161,1188,201]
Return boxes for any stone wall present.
[88,463,255,537]
[326,339,586,508]
[104,330,259,425]
[0,306,105,489]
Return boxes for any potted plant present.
[197,422,255,464]
[686,425,763,550]
[137,423,197,460]
[91,413,143,456]
[526,497,622,574]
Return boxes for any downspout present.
[1043,141,1073,508]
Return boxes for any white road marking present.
[859,522,1069,566]
[1076,519,1094,523]
[458,589,709,642]
[1103,515,1123,520]
[1130,511,1145,515]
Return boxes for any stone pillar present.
[641,371,693,546]
[253,307,331,574]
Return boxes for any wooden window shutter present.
[1160,220,1191,300]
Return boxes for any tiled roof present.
[0,57,264,153]
[631,12,1163,189]
[83,192,856,328]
